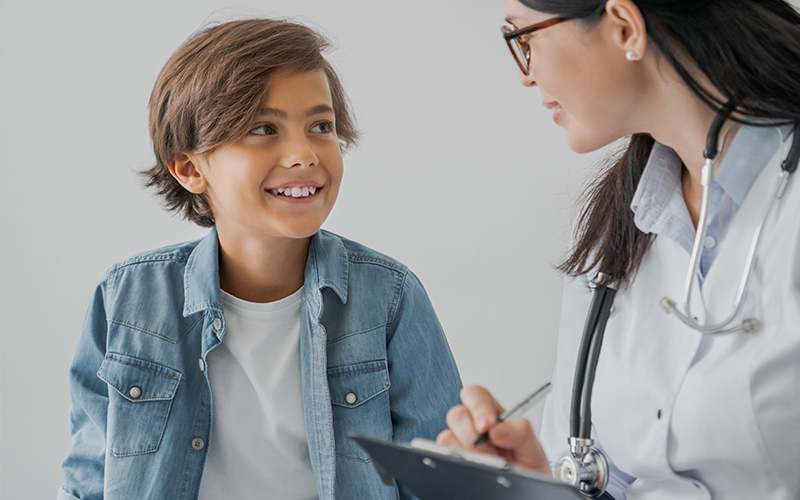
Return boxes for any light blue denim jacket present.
[58,228,462,500]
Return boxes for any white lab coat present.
[540,143,800,499]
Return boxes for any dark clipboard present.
[350,432,585,500]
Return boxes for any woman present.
[437,0,800,498]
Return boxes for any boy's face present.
[190,70,344,242]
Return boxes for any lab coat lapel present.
[590,238,703,476]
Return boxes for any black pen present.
[472,382,552,447]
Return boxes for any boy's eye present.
[250,124,277,136]
[311,121,334,134]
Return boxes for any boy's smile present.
[177,69,344,242]
[267,180,324,201]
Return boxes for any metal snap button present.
[129,386,142,399]
[192,438,205,450]
[199,359,205,372]
[345,392,357,405]
[213,318,223,330]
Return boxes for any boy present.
[58,19,461,500]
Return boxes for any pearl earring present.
[626,51,637,61]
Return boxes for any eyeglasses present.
[501,16,569,75]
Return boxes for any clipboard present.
[350,432,585,500]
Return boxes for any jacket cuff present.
[57,486,81,500]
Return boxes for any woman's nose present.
[519,70,537,87]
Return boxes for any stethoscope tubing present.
[667,119,800,334]
[570,280,617,440]
[667,169,788,334]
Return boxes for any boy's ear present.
[168,153,207,194]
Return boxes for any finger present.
[436,429,458,446]
[488,418,550,474]
[459,385,505,433]
[445,405,481,449]
[439,426,501,457]
[488,418,534,450]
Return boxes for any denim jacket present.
[58,228,462,500]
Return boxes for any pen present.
[472,382,552,447]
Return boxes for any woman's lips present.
[544,101,564,124]
[552,105,564,124]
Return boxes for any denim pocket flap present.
[98,353,181,402]
[327,360,389,408]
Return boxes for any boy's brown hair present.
[144,19,358,227]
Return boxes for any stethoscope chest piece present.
[555,438,609,497]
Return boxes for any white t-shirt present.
[197,287,318,500]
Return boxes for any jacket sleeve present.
[58,278,110,500]
[385,270,463,498]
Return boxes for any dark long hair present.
[518,0,800,287]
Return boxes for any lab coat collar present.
[630,122,789,237]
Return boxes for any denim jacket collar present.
[305,230,349,306]
[182,227,224,317]
[182,227,349,318]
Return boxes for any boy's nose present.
[281,135,318,168]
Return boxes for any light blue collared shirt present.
[630,122,791,282]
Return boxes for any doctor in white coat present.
[437,0,800,499]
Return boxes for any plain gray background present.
[1,0,641,497]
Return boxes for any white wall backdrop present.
[10,0,792,498]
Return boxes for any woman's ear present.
[605,0,647,61]
[168,153,208,194]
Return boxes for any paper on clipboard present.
[350,432,585,500]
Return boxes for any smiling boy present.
[57,19,462,500]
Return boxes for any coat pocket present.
[97,352,182,457]
[328,360,391,461]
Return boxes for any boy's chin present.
[272,223,325,241]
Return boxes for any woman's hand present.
[436,385,551,475]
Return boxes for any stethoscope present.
[660,106,800,334]
[554,105,800,497]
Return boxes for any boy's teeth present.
[269,186,319,197]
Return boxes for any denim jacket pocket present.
[97,352,182,457]
[328,360,391,461]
